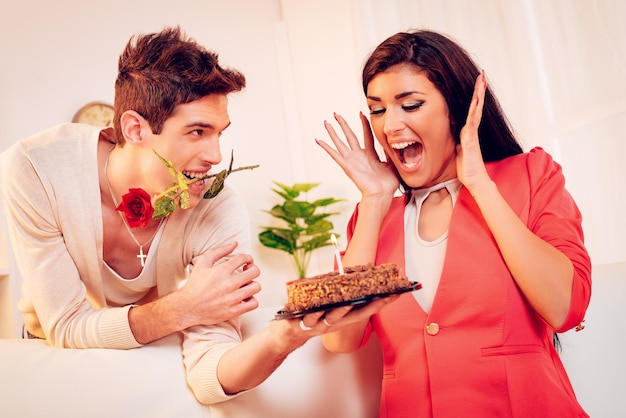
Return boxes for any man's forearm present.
[128,291,192,344]
[216,322,306,394]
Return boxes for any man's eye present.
[191,129,203,136]
[402,102,424,111]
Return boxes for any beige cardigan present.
[0,123,252,403]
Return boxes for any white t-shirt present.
[102,221,166,306]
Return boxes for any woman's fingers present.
[360,112,374,147]
[333,112,364,151]
[457,71,491,191]
[322,119,352,156]
[463,70,487,141]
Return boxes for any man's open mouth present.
[182,170,211,181]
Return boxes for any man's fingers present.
[195,241,238,268]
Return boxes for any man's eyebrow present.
[185,121,232,130]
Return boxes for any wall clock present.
[72,101,114,127]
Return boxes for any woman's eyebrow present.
[366,91,424,101]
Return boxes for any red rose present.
[115,188,155,228]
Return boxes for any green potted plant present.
[259,182,344,278]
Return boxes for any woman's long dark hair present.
[362,30,523,162]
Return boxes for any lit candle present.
[331,234,344,274]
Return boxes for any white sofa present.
[1,263,624,418]
[0,306,383,418]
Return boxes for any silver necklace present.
[104,145,162,267]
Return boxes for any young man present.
[0,26,391,404]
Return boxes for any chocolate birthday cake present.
[283,263,410,312]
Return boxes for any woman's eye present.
[369,107,385,115]
[402,101,424,111]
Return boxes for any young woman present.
[316,30,591,418]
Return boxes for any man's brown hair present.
[113,26,246,144]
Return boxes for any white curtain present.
[350,0,626,265]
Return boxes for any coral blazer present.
[348,148,591,418]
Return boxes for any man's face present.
[144,94,231,209]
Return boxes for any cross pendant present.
[137,246,147,267]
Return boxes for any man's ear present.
[120,110,148,145]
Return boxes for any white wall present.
[3,0,624,298]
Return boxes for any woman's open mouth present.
[390,141,423,169]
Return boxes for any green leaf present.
[313,197,345,207]
[266,206,297,225]
[203,170,228,199]
[153,150,178,178]
[176,172,189,191]
[179,190,190,209]
[260,226,302,241]
[305,219,334,234]
[291,183,320,193]
[272,182,299,199]
[272,189,294,201]
[283,200,315,218]
[305,213,333,225]
[153,196,176,219]
[302,233,333,252]
[258,230,296,254]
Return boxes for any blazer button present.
[426,323,440,335]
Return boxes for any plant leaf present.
[283,200,316,218]
[305,219,334,234]
[302,233,333,252]
[272,189,294,201]
[258,230,296,254]
[258,181,343,277]
[313,197,345,207]
[272,182,300,199]
[292,183,320,193]
[305,213,333,224]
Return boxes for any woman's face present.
[366,65,457,188]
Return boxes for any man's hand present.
[179,241,262,327]
[128,241,261,344]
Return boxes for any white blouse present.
[404,179,462,313]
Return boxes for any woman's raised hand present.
[456,71,492,195]
[316,112,399,199]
